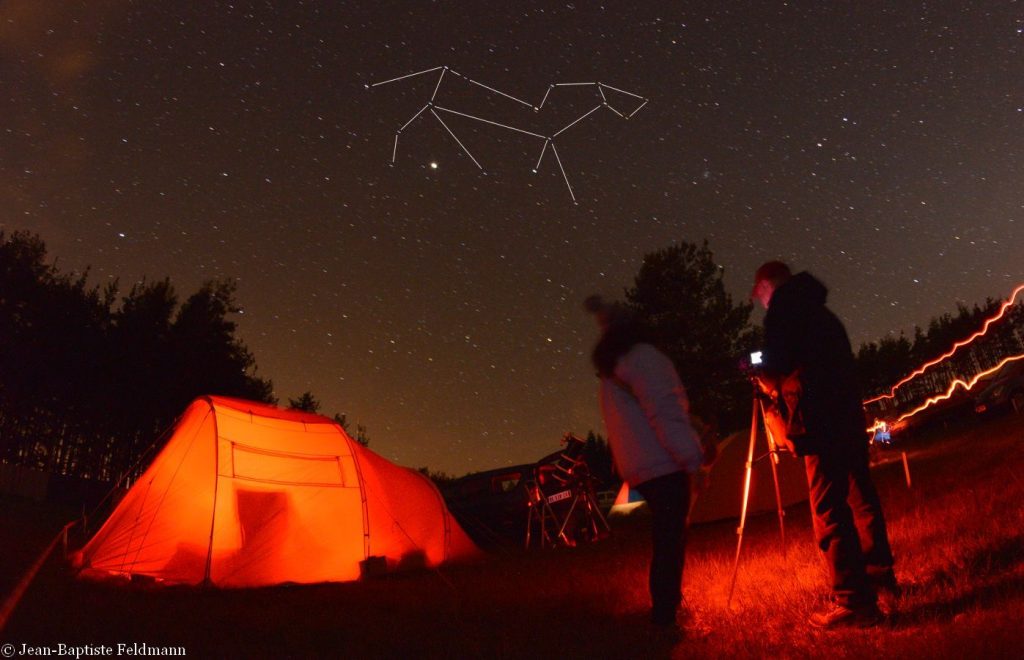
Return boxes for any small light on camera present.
[750,351,763,366]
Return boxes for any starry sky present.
[2,2,1022,475]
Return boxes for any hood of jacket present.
[770,271,828,314]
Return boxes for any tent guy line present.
[367,66,648,204]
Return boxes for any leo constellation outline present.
[367,66,648,204]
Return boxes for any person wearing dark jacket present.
[751,261,897,628]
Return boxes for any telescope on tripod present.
[442,433,611,550]
[524,433,610,549]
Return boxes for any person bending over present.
[751,261,898,628]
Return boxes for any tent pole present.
[202,400,220,587]
[727,394,761,608]
[345,433,372,559]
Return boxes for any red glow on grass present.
[864,283,1024,405]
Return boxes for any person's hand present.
[754,374,777,400]
[777,436,797,454]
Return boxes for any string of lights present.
[886,352,1024,429]
[864,282,1024,405]
[864,282,1024,433]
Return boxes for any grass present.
[2,414,1022,658]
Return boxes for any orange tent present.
[76,396,479,587]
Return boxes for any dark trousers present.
[635,470,691,620]
[805,442,895,607]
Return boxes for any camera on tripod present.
[739,349,769,392]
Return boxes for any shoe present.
[809,603,884,629]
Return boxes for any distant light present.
[430,161,438,169]
[118,232,125,238]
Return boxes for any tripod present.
[524,473,565,549]
[551,457,610,545]
[727,384,789,607]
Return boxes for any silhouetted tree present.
[170,279,274,406]
[333,412,370,447]
[0,231,111,474]
[857,333,914,395]
[626,240,760,433]
[418,466,456,487]
[0,231,274,480]
[288,391,321,413]
[581,431,617,489]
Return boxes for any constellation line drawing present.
[367,66,648,204]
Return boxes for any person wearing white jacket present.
[586,295,704,627]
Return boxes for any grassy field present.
[2,413,1022,658]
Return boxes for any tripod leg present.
[525,502,534,549]
[556,496,579,545]
[727,395,761,607]
[582,495,600,539]
[586,490,611,535]
[542,500,559,547]
[760,400,787,558]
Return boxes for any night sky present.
[3,2,1022,475]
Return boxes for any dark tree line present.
[0,232,379,482]
[857,298,1024,413]
[0,231,275,481]
[6,227,1018,485]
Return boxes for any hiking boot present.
[809,603,884,629]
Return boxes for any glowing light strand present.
[864,283,1024,404]
[866,351,1024,434]
[368,66,648,203]
[891,352,1024,426]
